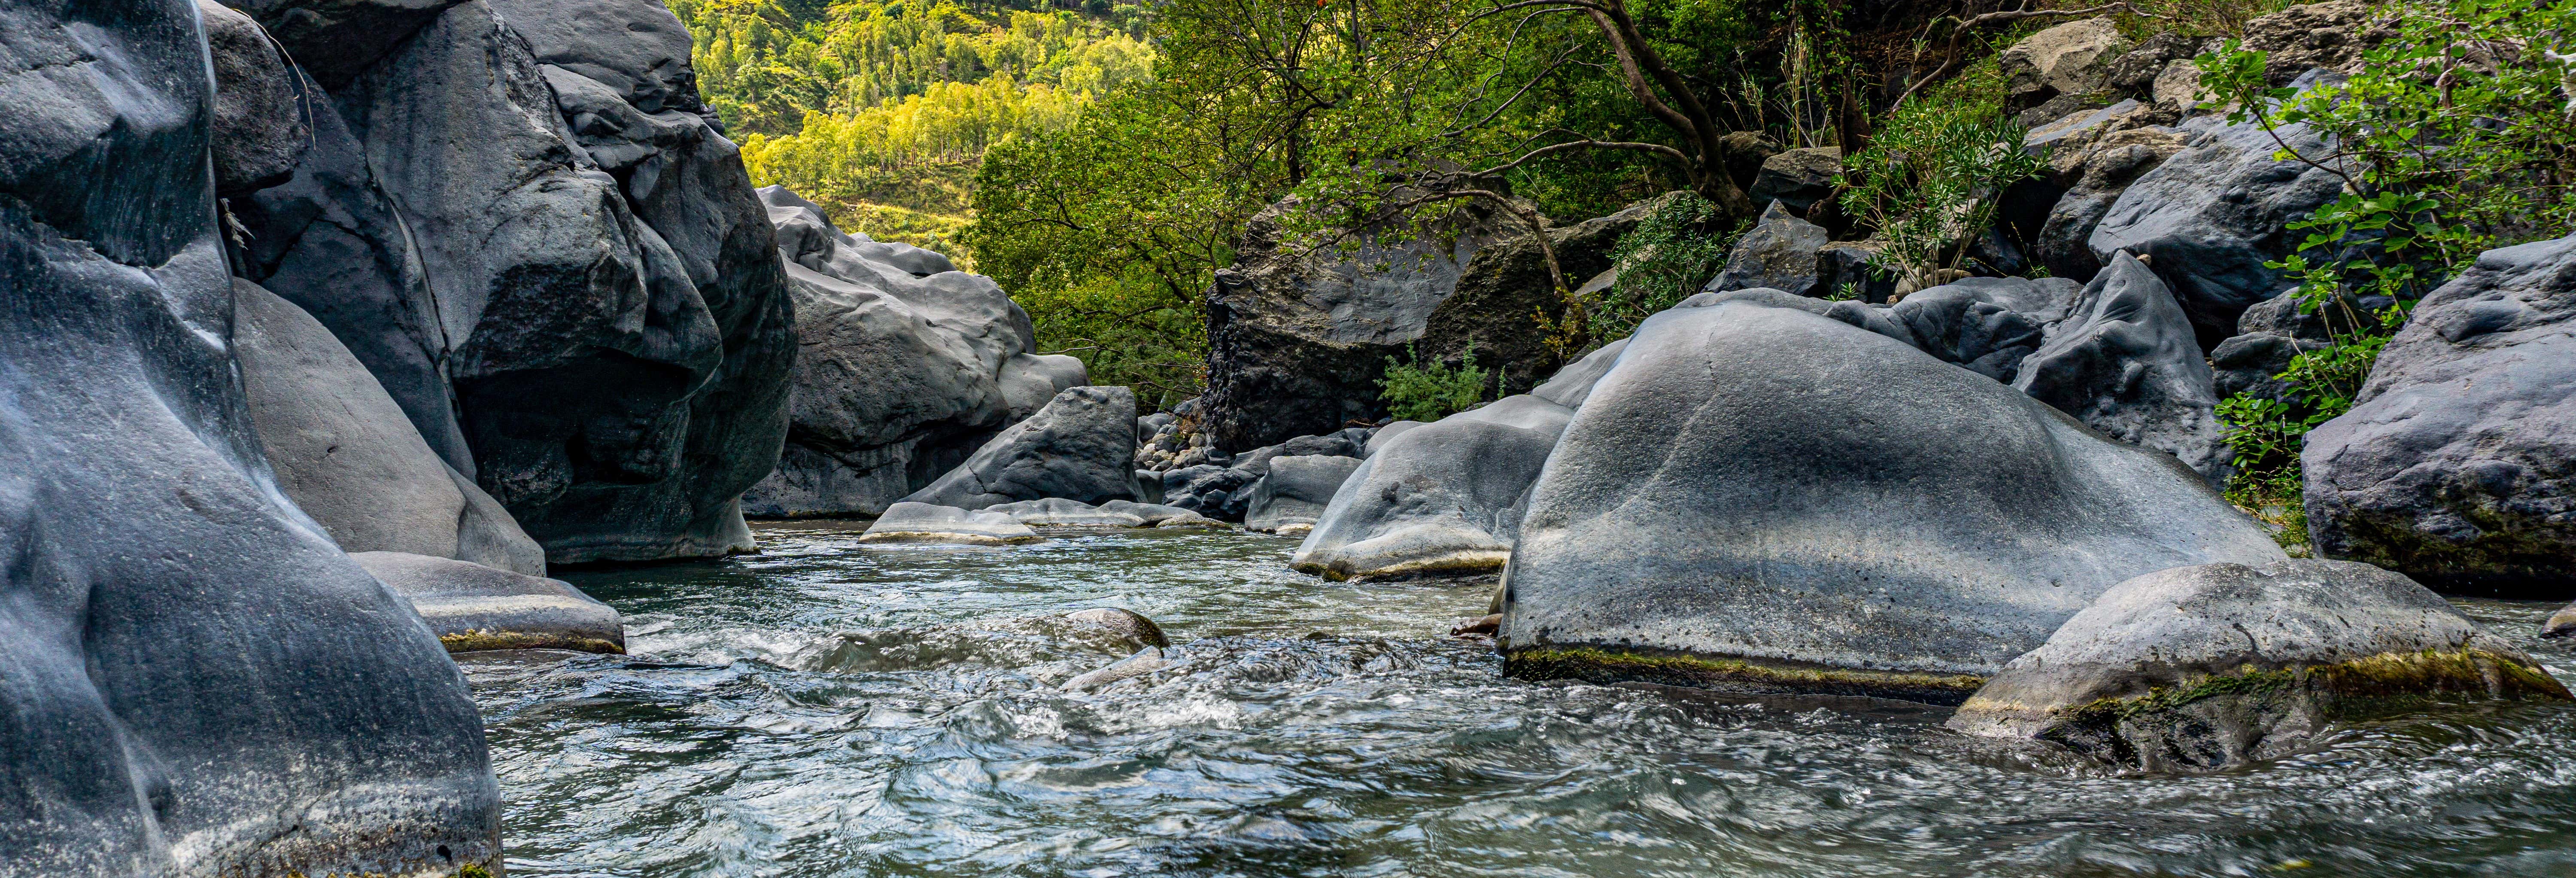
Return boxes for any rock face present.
[742,187,1086,516]
[2032,127,2187,283]
[0,2,497,873]
[235,278,548,576]
[1707,201,1829,297]
[2208,291,2336,404]
[905,386,1139,510]
[2305,233,2576,594]
[1999,18,2132,111]
[1498,297,2284,702]
[1950,560,2567,771]
[2088,112,2349,346]
[2013,254,2228,482]
[860,502,1042,545]
[222,0,471,88]
[1202,196,1648,450]
[1243,455,1366,535]
[1746,147,1840,215]
[201,1,308,195]
[351,552,626,654]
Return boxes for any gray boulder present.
[351,552,625,654]
[2305,232,2576,594]
[1365,421,1427,455]
[2088,111,2351,345]
[1817,240,1896,303]
[905,386,1139,510]
[858,502,1042,546]
[2021,98,2145,156]
[1707,201,1829,297]
[1999,17,2131,112]
[2549,603,2576,639]
[1244,455,1366,535]
[988,498,1148,527]
[486,0,700,114]
[2208,290,2338,404]
[2013,254,2228,481]
[742,186,1085,517]
[220,0,470,88]
[2102,32,2208,100]
[1498,297,2284,702]
[2033,127,2187,283]
[235,279,548,576]
[0,3,496,872]
[1746,147,1839,215]
[1885,280,2060,382]
[1097,500,1210,526]
[201,1,309,195]
[1950,560,2567,771]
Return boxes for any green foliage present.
[1835,60,2038,292]
[1592,192,1736,345]
[1377,344,1491,422]
[2199,0,2576,532]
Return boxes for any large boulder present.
[219,0,471,88]
[742,186,1085,517]
[1746,147,1840,215]
[351,552,626,654]
[1998,18,2132,112]
[2304,232,2576,594]
[1950,560,2567,771]
[1706,201,1829,297]
[1243,455,1365,535]
[486,0,701,114]
[200,0,308,195]
[2032,127,2186,283]
[2013,254,2228,482]
[1201,195,1648,450]
[904,386,1140,510]
[2088,111,2349,346]
[0,2,496,872]
[235,278,548,576]
[1498,297,2284,702]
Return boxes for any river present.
[467,521,2576,877]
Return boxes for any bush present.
[1835,59,2038,292]
[1377,343,1490,422]
[1590,192,1738,346]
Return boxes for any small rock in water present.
[353,552,626,655]
[1097,499,1214,527]
[859,502,1042,545]
[1063,647,1171,690]
[2546,602,2576,638]
[987,497,1148,527]
[1452,614,1502,637]
[1066,608,1170,650]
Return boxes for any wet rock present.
[2548,603,2576,639]
[988,498,1148,527]
[859,502,1042,545]
[2088,108,2349,346]
[2304,232,2576,594]
[2013,254,2228,482]
[905,386,1139,510]
[1707,201,1829,297]
[351,552,625,654]
[743,188,1084,518]
[2034,128,2187,283]
[1747,147,1840,215]
[1097,500,1210,526]
[2242,0,2385,86]
[1950,560,2567,771]
[1063,647,1173,690]
[1245,455,1367,535]
[222,0,471,88]
[0,3,496,871]
[235,279,547,576]
[1066,608,1170,650]
[1499,297,2283,702]
[1999,18,2131,112]
[201,1,309,195]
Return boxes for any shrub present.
[1835,59,2039,293]
[1590,193,1739,346]
[1377,343,1490,422]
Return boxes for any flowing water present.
[470,521,2576,877]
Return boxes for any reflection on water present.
[472,521,2576,877]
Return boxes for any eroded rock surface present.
[1708,201,1829,297]
[1999,18,2131,111]
[352,552,626,654]
[2013,254,2227,482]
[2089,111,2349,345]
[1243,454,1365,535]
[905,386,1139,510]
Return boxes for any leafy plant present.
[1377,343,1491,422]
[1835,59,2039,294]
[1590,192,1738,346]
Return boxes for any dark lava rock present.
[1950,560,2566,772]
[221,0,471,88]
[1498,297,2282,702]
[0,2,496,872]
[352,552,626,654]
[1707,201,1829,297]
[487,0,702,114]
[1244,454,1366,535]
[1746,147,1840,215]
[905,386,1140,510]
[2304,232,2576,595]
[201,1,309,196]
[2013,254,2227,482]
[2033,128,2185,283]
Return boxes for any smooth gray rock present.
[2014,253,2228,481]
[201,1,308,195]
[2305,232,2576,594]
[1244,455,1366,535]
[2208,291,2332,403]
[1292,396,1574,581]
[1885,281,2056,382]
[2034,128,2186,282]
[1096,500,1209,526]
[221,0,471,88]
[2088,112,2350,345]
[2549,602,2576,638]
[858,502,1042,545]
[905,386,1139,510]
[0,3,496,872]
[1999,17,2131,111]
[351,552,625,654]
[1708,201,1829,297]
[486,0,699,113]
[236,279,548,576]
[742,186,1081,517]
[1364,421,1427,456]
[1499,297,2284,701]
[2021,98,2143,155]
[1950,560,2566,771]
[1747,147,1840,214]
[988,498,1148,527]
[1531,338,1628,409]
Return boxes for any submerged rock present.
[0,3,496,871]
[1950,560,2566,771]
[1499,297,2283,702]
[2305,232,2576,594]
[352,552,626,655]
[2013,253,2228,482]
[1065,608,1170,650]
[905,386,1139,510]
[860,502,1044,546]
[1245,455,1366,535]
